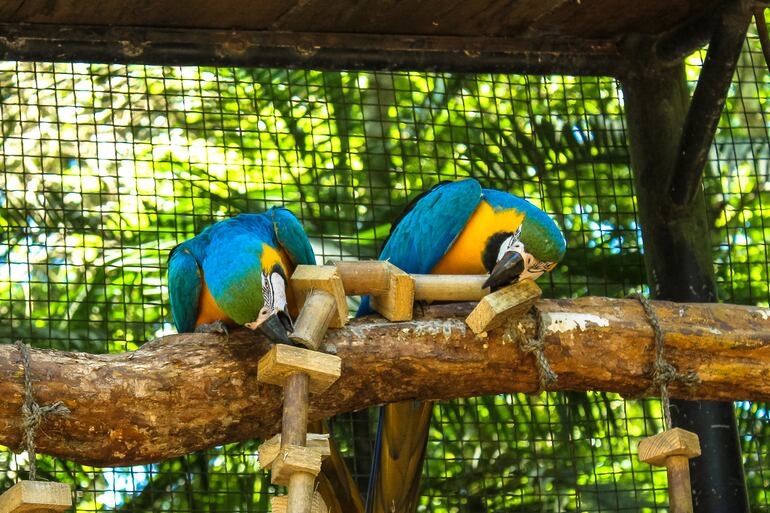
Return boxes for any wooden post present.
[271,492,329,513]
[331,261,391,296]
[290,290,337,350]
[412,275,489,302]
[258,342,341,513]
[465,280,542,334]
[368,262,415,321]
[290,266,348,328]
[0,481,71,513]
[332,261,494,320]
[639,428,702,513]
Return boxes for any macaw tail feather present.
[366,400,433,513]
[309,420,365,513]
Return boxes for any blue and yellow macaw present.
[168,207,365,513]
[362,178,566,513]
[167,207,315,343]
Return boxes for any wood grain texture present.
[0,298,769,467]
[667,457,695,513]
[638,428,701,466]
[271,491,328,513]
[0,481,71,513]
[369,262,415,321]
[258,345,341,393]
[413,275,489,302]
[291,266,348,328]
[270,444,323,486]
[290,290,338,350]
[0,0,721,39]
[332,261,391,296]
[465,280,541,333]
[259,433,331,469]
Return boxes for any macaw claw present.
[194,320,230,336]
[246,307,294,345]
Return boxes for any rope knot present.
[512,306,558,393]
[14,340,71,480]
[631,294,700,430]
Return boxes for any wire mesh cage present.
[1,18,769,513]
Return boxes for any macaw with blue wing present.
[168,207,366,513]
[167,207,315,343]
[362,178,566,513]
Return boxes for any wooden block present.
[258,345,341,394]
[638,428,702,467]
[331,260,391,296]
[270,491,328,513]
[259,433,331,469]
[290,265,348,328]
[0,481,71,513]
[465,280,542,334]
[370,261,415,321]
[269,445,323,486]
[413,274,489,302]
[290,290,337,350]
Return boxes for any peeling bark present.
[0,297,769,467]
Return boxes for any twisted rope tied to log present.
[630,296,699,430]
[511,305,557,393]
[15,341,70,480]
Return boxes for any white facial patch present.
[496,226,523,262]
[496,226,555,283]
[261,270,288,312]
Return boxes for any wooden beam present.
[0,298,768,467]
[0,23,625,75]
[668,0,754,207]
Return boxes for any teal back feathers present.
[167,207,315,333]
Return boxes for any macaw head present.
[246,260,294,345]
[481,191,566,290]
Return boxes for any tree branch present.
[1,298,769,467]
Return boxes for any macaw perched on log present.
[167,207,315,343]
[361,178,566,513]
[168,207,365,513]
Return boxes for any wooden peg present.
[0,481,71,513]
[268,444,324,486]
[369,261,415,321]
[330,261,391,296]
[465,280,542,334]
[290,266,348,328]
[259,433,331,469]
[271,491,329,513]
[638,428,701,513]
[258,344,341,513]
[290,290,338,350]
[331,260,416,320]
[257,344,341,394]
[413,274,489,302]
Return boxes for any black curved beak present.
[483,251,525,290]
[249,308,294,345]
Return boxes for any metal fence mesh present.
[1,21,769,513]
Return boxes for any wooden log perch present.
[0,297,769,467]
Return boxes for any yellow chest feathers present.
[432,200,524,274]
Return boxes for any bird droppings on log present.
[0,297,769,467]
[542,312,611,333]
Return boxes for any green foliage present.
[0,27,769,512]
